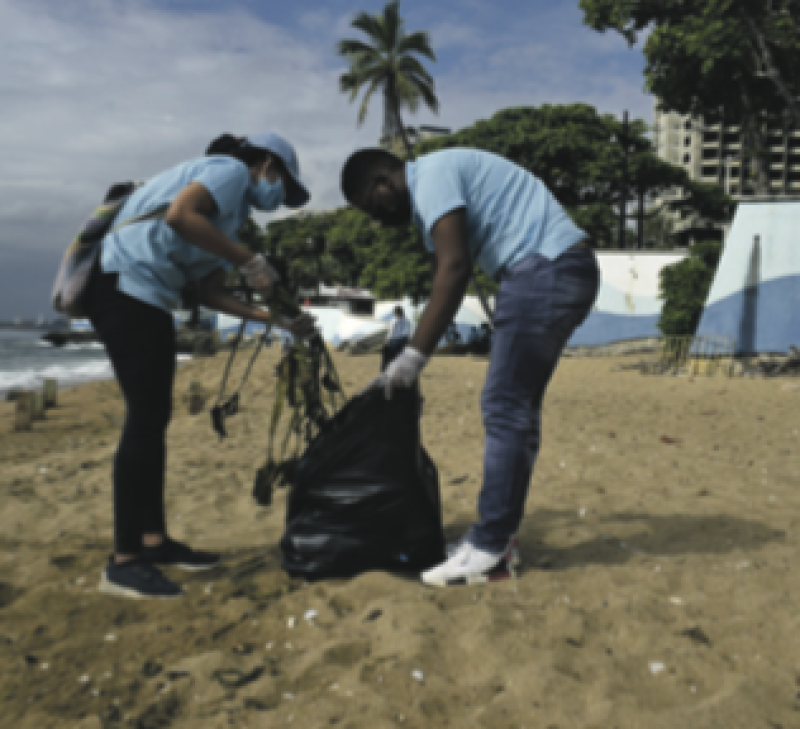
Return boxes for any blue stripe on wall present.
[696,273,800,354]
[568,311,661,347]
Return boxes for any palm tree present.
[337,0,438,158]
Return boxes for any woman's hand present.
[278,312,318,340]
[240,253,280,291]
[197,269,272,324]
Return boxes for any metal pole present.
[638,185,645,250]
[619,110,629,249]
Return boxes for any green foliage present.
[257,208,433,303]
[258,206,498,304]
[237,217,266,253]
[254,209,369,291]
[247,103,734,306]
[579,0,800,194]
[416,104,733,248]
[639,209,676,249]
[337,0,438,156]
[658,239,723,337]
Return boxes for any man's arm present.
[409,208,471,356]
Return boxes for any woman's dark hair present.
[104,181,137,203]
[206,134,270,168]
[206,134,296,200]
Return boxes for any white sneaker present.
[422,542,515,587]
[446,534,521,568]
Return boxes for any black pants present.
[85,270,176,554]
[380,337,409,372]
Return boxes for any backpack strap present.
[109,202,171,233]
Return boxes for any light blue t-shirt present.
[100,156,252,312]
[406,149,587,277]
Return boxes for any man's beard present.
[379,191,412,227]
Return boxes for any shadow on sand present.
[446,508,785,572]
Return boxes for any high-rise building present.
[651,100,800,246]
[379,125,451,156]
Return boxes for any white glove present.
[240,254,280,290]
[279,312,318,340]
[373,346,428,399]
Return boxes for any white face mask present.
[249,176,285,211]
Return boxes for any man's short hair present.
[341,148,404,203]
[394,305,405,318]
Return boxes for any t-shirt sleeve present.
[193,158,250,219]
[413,160,467,242]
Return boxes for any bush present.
[657,239,722,338]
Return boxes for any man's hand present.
[371,347,429,399]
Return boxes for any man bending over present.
[341,147,600,587]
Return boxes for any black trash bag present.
[280,387,446,581]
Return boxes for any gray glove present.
[239,254,280,290]
[371,346,428,399]
[280,312,319,340]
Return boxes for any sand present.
[1,348,800,729]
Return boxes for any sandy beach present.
[1,349,799,728]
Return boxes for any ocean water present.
[0,329,114,395]
[0,330,194,396]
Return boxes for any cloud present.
[0,0,655,317]
[426,21,480,50]
[0,0,383,316]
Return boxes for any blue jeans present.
[469,246,600,552]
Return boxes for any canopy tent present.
[696,202,800,355]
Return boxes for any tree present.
[238,216,266,253]
[415,104,734,248]
[337,0,439,157]
[579,0,800,196]
[658,239,722,337]
[260,209,374,292]
[639,208,677,249]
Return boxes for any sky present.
[0,0,653,319]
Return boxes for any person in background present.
[381,305,411,371]
[341,146,600,588]
[86,132,317,600]
[445,322,462,344]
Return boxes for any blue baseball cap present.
[245,132,310,209]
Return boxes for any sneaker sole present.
[421,561,517,588]
[447,539,521,568]
[98,573,183,600]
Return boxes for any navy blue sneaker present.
[142,536,220,572]
[99,557,183,599]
